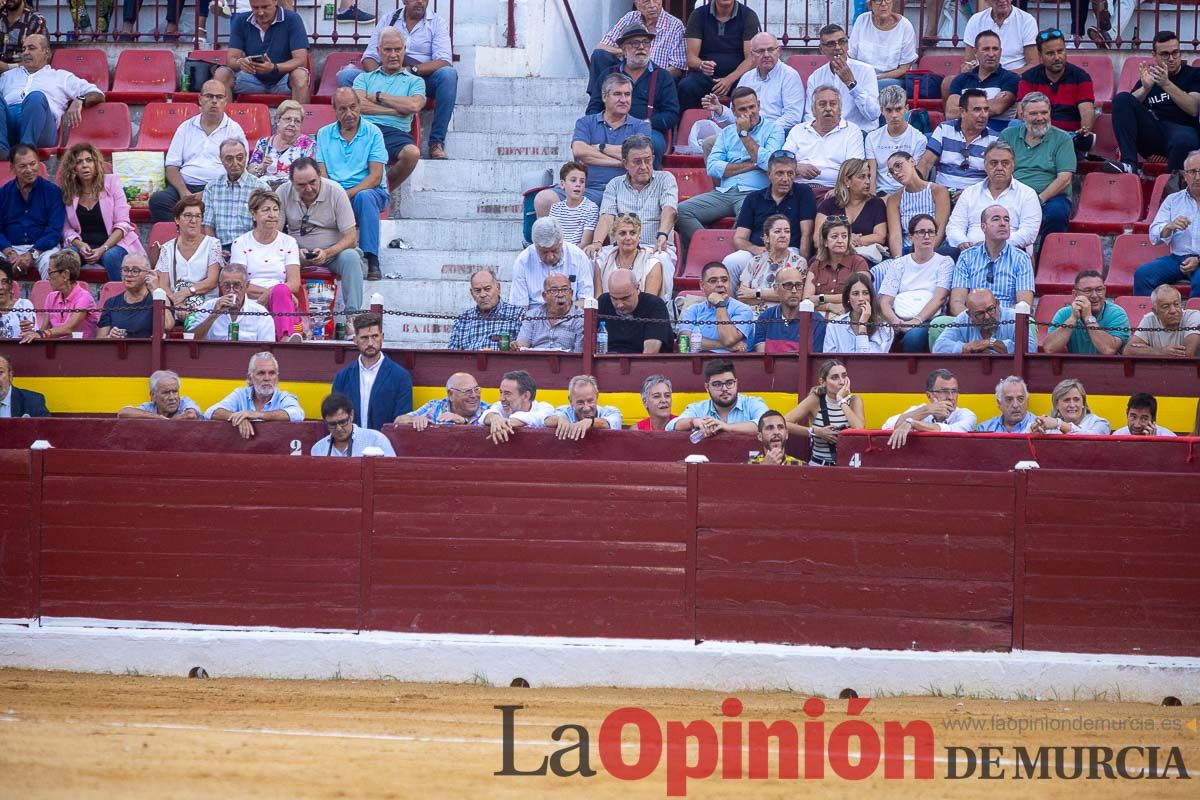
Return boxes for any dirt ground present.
[0,669,1196,798]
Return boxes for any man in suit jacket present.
[0,354,49,417]
[331,312,412,431]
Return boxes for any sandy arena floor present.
[0,669,1196,798]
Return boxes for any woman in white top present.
[1031,379,1112,436]
[823,271,894,353]
[737,214,808,307]
[0,261,35,339]
[878,213,954,352]
[230,189,304,341]
[593,213,670,301]
[849,0,917,90]
[153,195,224,319]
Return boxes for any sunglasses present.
[1036,28,1064,42]
[771,149,796,160]
[985,260,996,284]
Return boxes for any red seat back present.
[1114,295,1153,324]
[63,102,132,153]
[110,49,176,100]
[301,103,337,136]
[1136,173,1172,232]
[1033,294,1073,347]
[917,53,962,78]
[315,52,361,100]
[1090,113,1117,161]
[1107,233,1171,294]
[137,102,199,150]
[1187,297,1200,311]
[226,103,272,144]
[1116,56,1153,100]
[1073,54,1114,109]
[97,282,125,311]
[51,48,109,91]
[667,167,714,203]
[1035,233,1103,295]
[149,222,177,247]
[1069,172,1143,234]
[786,54,828,83]
[679,229,735,290]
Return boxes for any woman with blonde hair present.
[59,142,145,281]
[814,158,889,264]
[784,358,866,466]
[248,100,316,188]
[230,189,304,341]
[1031,379,1112,435]
[593,212,670,301]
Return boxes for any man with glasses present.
[677,0,760,112]
[666,358,766,436]
[448,267,524,350]
[883,369,978,449]
[593,0,687,81]
[585,25,680,167]
[207,351,305,439]
[805,24,880,134]
[946,31,1017,130]
[945,141,1041,252]
[394,372,489,429]
[1126,285,1200,357]
[703,31,804,137]
[202,139,268,253]
[751,265,827,353]
[513,273,584,352]
[933,287,1035,354]
[679,262,755,353]
[311,392,396,457]
[1135,149,1200,298]
[1017,28,1097,154]
[331,311,413,430]
[586,135,678,274]
[723,150,815,283]
[188,264,276,342]
[1105,30,1200,176]
[1000,93,1075,239]
[783,87,865,192]
[278,158,367,314]
[1043,269,1129,355]
[151,79,248,222]
[948,204,1033,315]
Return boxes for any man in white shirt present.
[1125,285,1200,357]
[188,265,276,342]
[783,86,865,189]
[866,85,928,193]
[149,79,249,222]
[0,34,103,158]
[884,369,978,448]
[946,141,1041,251]
[961,0,1039,74]
[509,217,594,309]
[1114,393,1176,436]
[805,24,880,134]
[545,374,624,440]
[481,370,555,444]
[702,32,804,136]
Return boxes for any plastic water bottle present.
[596,321,608,355]
[692,326,703,351]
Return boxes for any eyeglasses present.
[299,211,314,237]
[121,267,148,275]
[751,46,780,56]
[911,228,937,237]
[279,116,303,126]
[1183,169,1200,177]
[545,286,573,294]
[626,39,652,48]
[1036,28,1064,41]
[985,260,996,284]
[219,281,245,291]
[324,416,353,429]
[778,281,805,291]
[709,379,737,390]
[200,92,226,101]
[178,212,203,221]
[819,37,848,49]
[930,388,960,397]
[449,386,482,396]
[1158,48,1182,59]
[969,304,999,318]
[770,149,796,160]
[1075,286,1106,296]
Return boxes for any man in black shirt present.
[723,149,815,285]
[597,270,673,353]
[1106,30,1200,175]
[677,0,759,111]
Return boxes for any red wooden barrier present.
[0,450,34,619]
[694,466,1017,651]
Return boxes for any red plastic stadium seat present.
[108,49,176,103]
[917,53,962,79]
[678,229,735,291]
[786,54,828,83]
[926,109,944,129]
[1069,172,1142,234]
[1114,295,1153,323]
[97,281,125,310]
[51,48,109,91]
[1107,234,1170,295]
[61,102,132,155]
[227,102,272,143]
[665,108,723,167]
[1073,54,1114,110]
[148,222,177,248]
[1187,297,1200,310]
[1033,294,1073,347]
[1035,233,1103,295]
[315,52,360,101]
[136,102,199,151]
[668,167,714,202]
[1134,173,1172,233]
[1078,113,1116,174]
[1116,57,1152,101]
[301,103,336,135]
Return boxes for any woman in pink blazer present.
[59,143,146,281]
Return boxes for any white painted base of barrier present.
[1,619,1197,704]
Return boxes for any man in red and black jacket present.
[1017,27,1096,153]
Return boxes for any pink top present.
[62,174,146,255]
[46,283,99,339]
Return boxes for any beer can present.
[498,331,511,351]
[678,332,690,354]
[228,321,240,341]
[323,2,335,20]
[335,322,346,340]
[180,72,190,92]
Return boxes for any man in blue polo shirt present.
[919,89,998,193]
[723,149,815,281]
[947,31,1018,131]
[752,266,826,353]
[316,88,390,279]
[215,0,310,104]
[665,358,768,436]
[352,27,425,191]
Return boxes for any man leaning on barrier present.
[394,371,489,430]
[117,370,201,420]
[207,351,305,439]
[883,368,977,449]
[481,370,554,445]
[545,374,623,441]
[667,358,766,437]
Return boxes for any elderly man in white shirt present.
[783,86,865,190]
[0,34,103,158]
[149,79,249,222]
[510,217,594,309]
[883,369,979,449]
[961,0,1039,74]
[702,32,804,136]
[945,141,1041,251]
[806,23,880,133]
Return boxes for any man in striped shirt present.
[919,89,997,192]
[949,204,1034,315]
[585,134,678,273]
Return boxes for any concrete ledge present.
[2,619,1196,703]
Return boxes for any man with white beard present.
[1000,92,1075,239]
[207,351,305,439]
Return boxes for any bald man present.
[597,269,673,353]
[395,371,490,430]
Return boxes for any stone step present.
[442,131,571,162]
[450,105,585,135]
[379,246,523,283]
[372,279,473,348]
[471,77,590,107]
[405,158,560,193]
[386,218,524,252]
[396,189,526,220]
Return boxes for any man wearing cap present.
[592,0,687,80]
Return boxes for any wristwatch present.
[598,143,607,155]
[30,248,40,261]
[1084,316,1097,324]
[375,91,382,104]
[755,289,762,300]
[738,129,750,137]
[716,299,729,308]
[656,231,668,239]
[409,65,419,75]
[846,80,858,90]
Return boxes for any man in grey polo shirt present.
[585,133,678,274]
[514,273,585,352]
[277,157,368,314]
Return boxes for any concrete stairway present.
[376,76,587,347]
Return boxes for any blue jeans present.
[901,322,931,353]
[338,64,457,145]
[351,187,389,258]
[0,92,57,152]
[1134,253,1200,297]
[70,243,129,281]
[1041,195,1071,238]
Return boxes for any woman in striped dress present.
[884,150,950,257]
[784,359,866,466]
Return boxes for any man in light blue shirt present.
[117,370,202,420]
[976,375,1036,433]
[394,372,490,431]
[680,262,755,353]
[949,205,1034,314]
[207,352,305,439]
[1134,152,1200,298]
[933,288,1036,354]
[545,374,624,440]
[311,392,397,457]
[667,358,768,436]
[1043,269,1130,355]
[676,87,784,258]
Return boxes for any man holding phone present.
[215,0,311,103]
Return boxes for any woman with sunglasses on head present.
[878,214,954,352]
[248,100,317,190]
[593,212,670,301]
[809,215,869,319]
[814,158,889,264]
[737,214,807,306]
[884,150,950,257]
[823,271,894,353]
[784,358,865,466]
[1031,378,1112,435]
